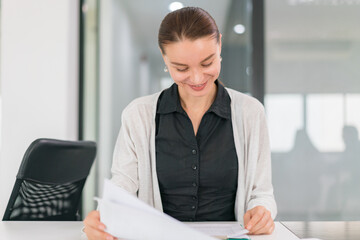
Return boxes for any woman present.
[84,7,277,240]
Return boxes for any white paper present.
[101,178,162,217]
[186,223,249,239]
[250,222,300,240]
[97,179,217,240]
[300,239,323,240]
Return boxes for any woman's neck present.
[178,82,217,114]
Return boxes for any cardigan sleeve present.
[245,104,277,220]
[110,107,139,195]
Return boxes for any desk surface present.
[282,221,360,240]
[0,221,83,240]
[2,221,359,240]
[0,221,297,240]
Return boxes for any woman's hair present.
[158,7,220,55]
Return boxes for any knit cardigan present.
[110,87,277,223]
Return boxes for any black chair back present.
[2,138,96,221]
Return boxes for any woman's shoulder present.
[225,88,267,131]
[122,91,162,118]
[225,87,265,113]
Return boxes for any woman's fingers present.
[244,206,275,235]
[243,211,251,227]
[249,210,270,234]
[244,206,264,232]
[83,210,118,240]
[252,216,274,234]
[84,210,102,229]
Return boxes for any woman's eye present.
[202,62,213,67]
[177,68,188,72]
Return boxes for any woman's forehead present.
[164,37,219,63]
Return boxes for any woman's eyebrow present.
[170,53,215,66]
[200,53,215,63]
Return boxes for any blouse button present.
[192,182,197,187]
[192,164,197,170]
[191,206,196,210]
[192,149,197,155]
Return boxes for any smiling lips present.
[189,81,207,91]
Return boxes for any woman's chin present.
[186,84,211,97]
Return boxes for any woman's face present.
[162,36,222,99]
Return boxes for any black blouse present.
[155,80,238,221]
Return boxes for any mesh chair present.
[2,138,96,221]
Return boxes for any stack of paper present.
[97,179,218,240]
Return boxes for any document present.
[187,223,249,239]
[97,179,218,240]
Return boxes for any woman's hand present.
[83,210,118,240]
[243,206,275,235]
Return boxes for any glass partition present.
[266,0,360,220]
[80,0,99,217]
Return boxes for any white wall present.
[0,0,79,217]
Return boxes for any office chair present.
[2,138,96,221]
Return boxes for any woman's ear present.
[159,47,165,57]
[159,47,167,63]
[219,33,222,54]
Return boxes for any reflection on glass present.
[346,94,360,132]
[307,94,344,152]
[266,0,360,221]
[220,0,252,93]
[265,94,303,152]
[268,94,360,220]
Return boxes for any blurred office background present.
[0,0,359,221]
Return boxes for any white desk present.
[0,221,299,240]
[0,221,83,240]
[282,221,360,240]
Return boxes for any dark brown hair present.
[158,7,220,55]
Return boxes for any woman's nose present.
[190,69,203,84]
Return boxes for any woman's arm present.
[244,103,277,234]
[111,107,139,195]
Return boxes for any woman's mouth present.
[189,81,207,91]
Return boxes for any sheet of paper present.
[186,223,249,239]
[97,179,217,240]
[250,222,300,240]
[101,178,162,217]
[300,239,322,240]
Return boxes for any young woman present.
[84,7,277,240]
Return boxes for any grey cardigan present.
[110,87,277,224]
